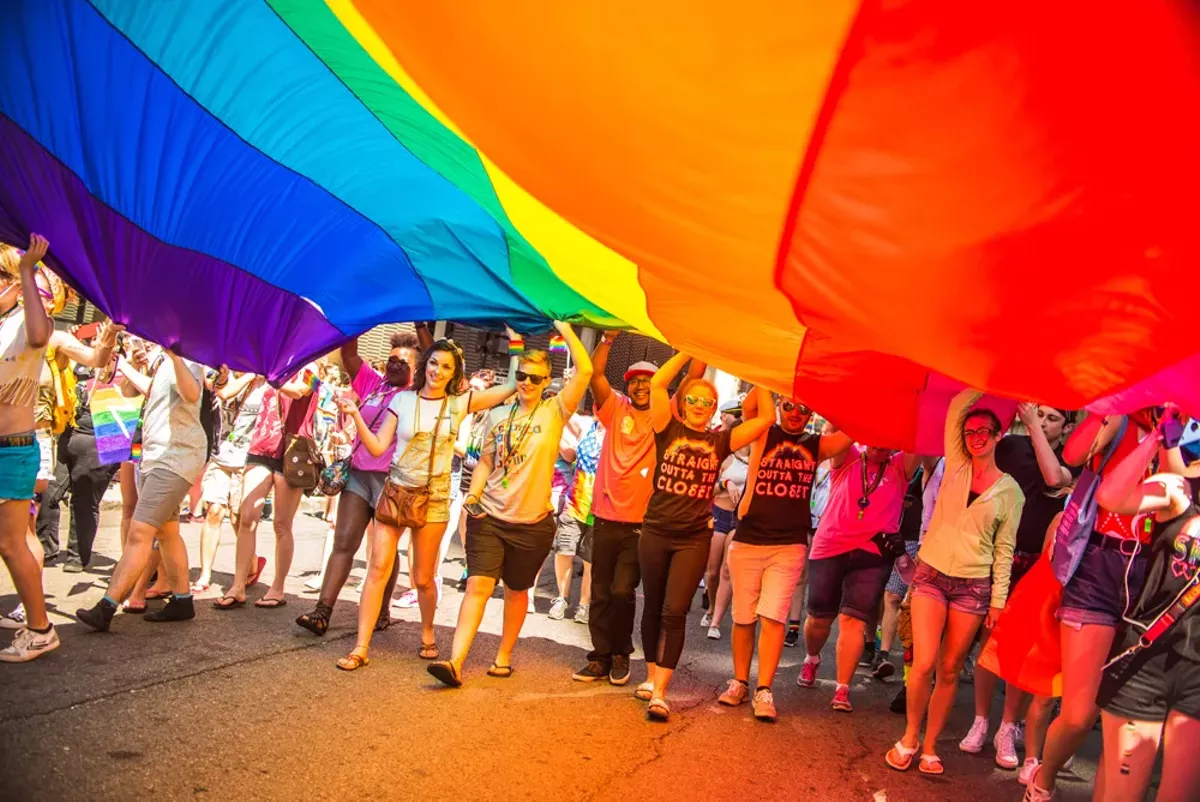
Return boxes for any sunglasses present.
[963,427,997,439]
[781,401,811,414]
[685,395,717,409]
[515,371,549,386]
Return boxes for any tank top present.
[733,427,822,546]
[0,307,43,410]
[1094,424,1150,543]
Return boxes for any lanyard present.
[857,454,888,520]
[498,400,543,487]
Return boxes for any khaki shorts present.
[201,462,244,511]
[133,467,194,529]
[729,541,808,625]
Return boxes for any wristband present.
[548,334,567,354]
[508,335,525,356]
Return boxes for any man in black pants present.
[571,333,703,685]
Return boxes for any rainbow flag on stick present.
[92,386,144,466]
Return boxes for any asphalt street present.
[0,501,1099,801]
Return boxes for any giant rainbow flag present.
[1,1,1197,450]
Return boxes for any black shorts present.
[465,514,555,591]
[1099,645,1200,721]
[807,548,892,622]
[245,453,283,474]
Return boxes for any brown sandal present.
[418,642,439,660]
[336,651,369,671]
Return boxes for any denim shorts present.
[1058,539,1147,628]
[712,506,739,535]
[807,548,892,622]
[910,560,991,616]
[885,541,922,596]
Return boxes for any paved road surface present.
[1,503,1098,801]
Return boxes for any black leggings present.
[638,525,711,671]
[37,428,118,566]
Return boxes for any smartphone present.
[1180,420,1200,464]
[464,501,486,518]
[1161,414,1185,449]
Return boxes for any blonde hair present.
[519,350,552,374]
[676,377,719,417]
[0,245,19,281]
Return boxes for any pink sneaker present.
[831,685,853,712]
[797,658,820,688]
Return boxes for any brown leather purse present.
[375,396,448,530]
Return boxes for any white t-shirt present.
[141,357,207,483]
[386,391,470,467]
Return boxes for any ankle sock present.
[804,655,820,665]
[100,596,118,611]
[836,682,849,691]
[733,678,749,687]
[172,593,193,601]
[756,685,770,693]
[29,622,52,634]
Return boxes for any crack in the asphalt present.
[585,658,710,802]
[0,631,353,724]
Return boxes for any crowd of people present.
[1,233,1198,800]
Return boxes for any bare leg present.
[263,473,303,601]
[1095,712,1162,802]
[106,520,162,603]
[196,502,227,587]
[922,609,985,756]
[835,614,867,685]
[1037,622,1116,792]
[580,561,592,607]
[756,618,787,688]
[880,591,902,653]
[349,521,403,656]
[155,520,190,595]
[118,462,138,550]
[651,663,676,698]
[731,620,755,682]
[410,521,451,646]
[704,531,729,611]
[1024,695,1055,762]
[1158,709,1200,802]
[0,501,49,629]
[226,464,272,601]
[901,594,949,749]
[554,553,574,601]
[711,540,734,627]
[494,586,531,668]
[447,575,497,670]
[804,615,834,660]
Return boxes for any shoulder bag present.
[375,395,449,530]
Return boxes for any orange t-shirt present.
[591,393,656,523]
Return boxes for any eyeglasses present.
[781,401,811,414]
[685,395,716,409]
[963,427,997,439]
[627,376,651,385]
[515,371,549,386]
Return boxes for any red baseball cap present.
[623,361,658,382]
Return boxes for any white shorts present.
[729,541,808,625]
[201,462,244,511]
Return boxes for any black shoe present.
[872,654,896,680]
[144,596,195,623]
[77,600,117,632]
[784,626,800,648]
[859,642,876,666]
[889,685,907,714]
[62,558,84,574]
[609,655,631,686]
[573,660,610,682]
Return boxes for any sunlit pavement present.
[1,505,1097,801]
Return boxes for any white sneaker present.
[699,611,712,628]
[0,603,26,631]
[528,594,536,614]
[573,604,589,624]
[394,589,419,609]
[1062,754,1075,772]
[548,596,568,620]
[717,679,749,706]
[0,626,60,663]
[706,626,721,640]
[994,722,1020,769]
[753,687,777,722]
[959,715,990,754]
[1018,758,1041,787]
[1022,780,1053,802]
[303,575,323,592]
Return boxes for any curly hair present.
[390,331,420,351]
[412,339,467,396]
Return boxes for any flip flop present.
[428,660,463,688]
[418,642,439,660]
[254,597,287,609]
[918,755,945,775]
[145,589,172,601]
[246,556,267,586]
[886,741,918,772]
[486,663,514,678]
[634,681,654,702]
[336,652,369,672]
[121,603,147,615]
[213,595,246,610]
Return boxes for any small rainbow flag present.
[91,386,144,466]
[548,334,567,354]
[508,334,525,356]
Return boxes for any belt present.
[1088,532,1141,554]
[1013,550,1040,559]
[0,433,35,448]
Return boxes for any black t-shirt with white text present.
[735,427,822,546]
[642,418,733,536]
[995,435,1082,554]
